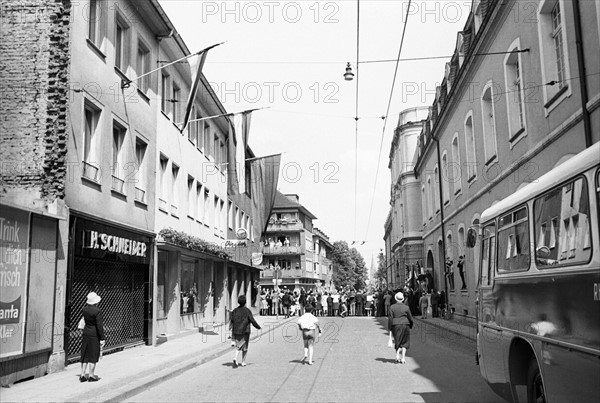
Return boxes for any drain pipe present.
[572,0,592,148]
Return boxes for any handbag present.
[77,317,85,330]
[387,334,394,348]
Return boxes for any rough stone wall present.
[0,0,71,201]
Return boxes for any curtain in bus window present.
[533,177,591,267]
[498,220,529,272]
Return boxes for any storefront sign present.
[0,205,30,358]
[251,252,263,266]
[85,230,147,258]
[75,217,152,264]
[223,240,248,248]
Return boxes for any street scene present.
[1,0,599,402]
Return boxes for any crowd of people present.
[257,285,447,319]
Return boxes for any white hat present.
[86,292,101,305]
[394,292,405,303]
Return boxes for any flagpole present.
[121,42,225,88]
[183,107,269,125]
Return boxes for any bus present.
[476,142,600,403]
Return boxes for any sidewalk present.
[1,315,293,403]
[412,314,477,342]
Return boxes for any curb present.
[76,318,294,403]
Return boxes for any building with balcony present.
[259,192,332,291]
[411,0,599,319]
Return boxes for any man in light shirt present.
[297,305,322,365]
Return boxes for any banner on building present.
[0,205,30,358]
[250,153,281,236]
[227,111,253,195]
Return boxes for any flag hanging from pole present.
[228,111,253,194]
[179,42,223,134]
[250,154,281,236]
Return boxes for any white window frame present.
[537,0,572,114]
[134,137,147,203]
[480,81,498,166]
[451,133,462,195]
[441,151,450,205]
[433,164,441,214]
[136,38,151,94]
[504,38,527,147]
[112,119,127,181]
[427,176,434,220]
[464,111,477,183]
[114,12,130,73]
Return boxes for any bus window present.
[497,206,530,272]
[480,223,496,286]
[534,177,592,267]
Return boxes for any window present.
[433,166,440,213]
[134,138,147,203]
[422,186,428,224]
[188,106,197,145]
[220,200,226,234]
[441,153,450,205]
[228,201,233,229]
[203,188,210,224]
[82,101,101,181]
[538,0,571,109]
[161,73,170,115]
[195,111,203,150]
[235,207,240,230]
[157,251,168,319]
[451,135,461,194]
[171,164,179,215]
[114,14,130,72]
[87,0,100,45]
[187,176,195,219]
[497,206,530,272]
[112,122,126,183]
[159,155,168,210]
[504,41,527,142]
[173,84,181,124]
[196,184,203,222]
[427,177,434,219]
[534,177,592,267]
[480,223,496,286]
[220,140,226,173]
[181,260,212,315]
[136,40,151,94]
[213,134,219,164]
[203,123,211,156]
[213,196,219,231]
[464,113,477,182]
[481,84,498,165]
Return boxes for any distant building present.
[259,192,332,292]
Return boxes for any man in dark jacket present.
[230,295,261,368]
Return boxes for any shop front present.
[0,204,65,385]
[154,242,228,342]
[65,215,153,362]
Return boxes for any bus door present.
[478,222,506,384]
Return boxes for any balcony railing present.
[111,175,125,193]
[134,187,146,203]
[82,161,100,182]
[262,245,301,255]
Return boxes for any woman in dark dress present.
[80,292,106,382]
[388,292,413,364]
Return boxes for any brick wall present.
[0,0,71,201]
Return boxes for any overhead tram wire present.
[364,0,413,245]
[354,0,360,244]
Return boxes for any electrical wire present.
[363,0,413,245]
[353,0,360,243]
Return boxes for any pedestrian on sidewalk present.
[297,304,322,365]
[79,292,106,382]
[388,292,413,364]
[419,292,429,319]
[230,295,262,368]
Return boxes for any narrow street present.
[126,317,502,403]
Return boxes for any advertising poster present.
[0,205,30,358]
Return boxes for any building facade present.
[0,0,72,385]
[384,107,429,290]
[411,0,600,319]
[259,192,332,292]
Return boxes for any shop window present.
[157,251,168,319]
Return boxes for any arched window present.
[464,113,477,182]
[441,152,450,205]
[451,134,462,194]
[481,83,498,164]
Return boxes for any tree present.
[375,250,387,289]
[331,241,368,291]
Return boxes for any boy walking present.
[297,305,322,365]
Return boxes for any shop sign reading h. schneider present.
[85,230,147,258]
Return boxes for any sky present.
[159,0,471,266]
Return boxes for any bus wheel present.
[527,359,546,403]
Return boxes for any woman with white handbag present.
[388,292,413,364]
